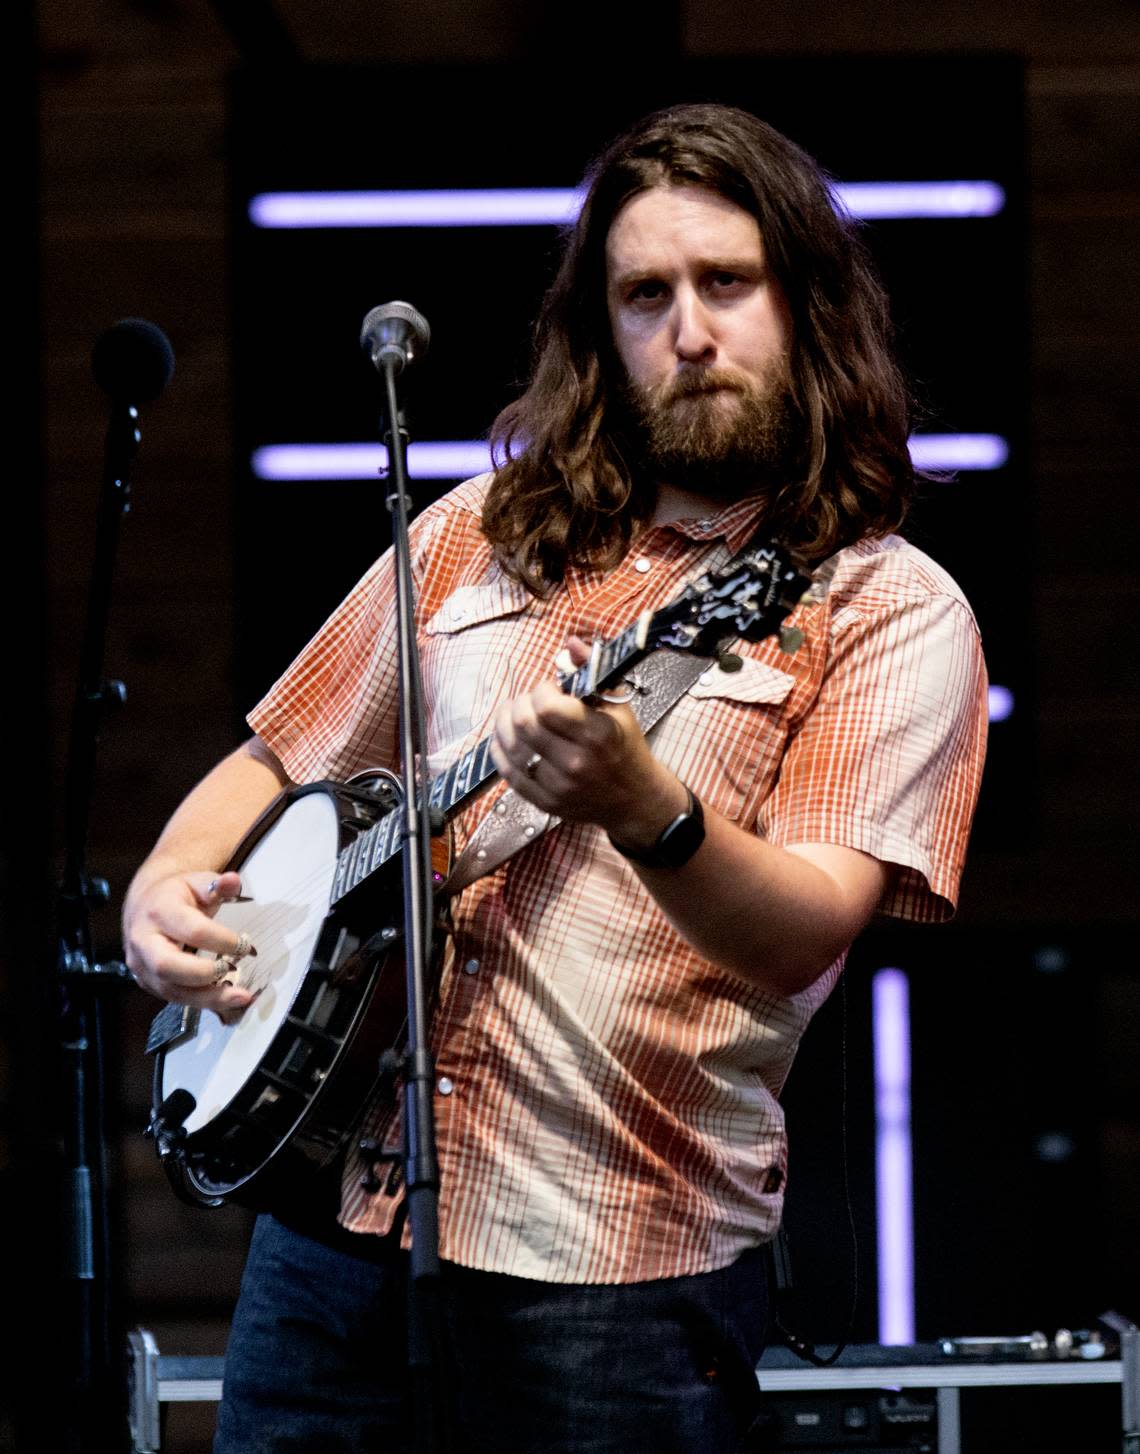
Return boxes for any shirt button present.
[699,669,714,684]
[633,557,651,574]
[437,1076,455,1096]
[463,958,480,975]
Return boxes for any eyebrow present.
[608,256,767,290]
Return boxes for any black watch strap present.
[608,787,705,870]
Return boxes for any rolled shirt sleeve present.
[759,555,988,922]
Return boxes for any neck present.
[650,482,720,527]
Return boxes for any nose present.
[672,287,716,364]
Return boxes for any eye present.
[707,270,746,293]
[625,279,668,305]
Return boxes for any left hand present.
[488,636,688,847]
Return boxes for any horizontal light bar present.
[248,181,1005,230]
[249,189,585,229]
[838,181,1005,219]
[251,441,493,480]
[907,433,1009,471]
[251,433,1009,482]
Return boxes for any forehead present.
[604,183,766,280]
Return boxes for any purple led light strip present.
[251,441,488,481]
[872,967,915,1346]
[908,433,1008,471]
[251,434,1009,481]
[249,181,1005,229]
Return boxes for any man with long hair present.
[124,104,987,1453]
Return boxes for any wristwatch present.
[608,786,705,869]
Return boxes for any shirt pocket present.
[648,657,797,823]
[420,581,533,758]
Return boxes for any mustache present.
[660,368,755,403]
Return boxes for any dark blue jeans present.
[214,1214,769,1453]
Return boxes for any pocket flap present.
[687,657,796,706]
[423,579,532,636]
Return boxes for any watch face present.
[608,790,704,868]
[659,811,705,868]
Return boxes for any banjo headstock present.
[645,544,813,658]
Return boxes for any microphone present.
[360,301,430,376]
[91,318,175,403]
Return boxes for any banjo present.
[146,542,811,1209]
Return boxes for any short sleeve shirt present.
[249,474,988,1284]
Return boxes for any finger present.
[565,635,593,667]
[190,870,244,909]
[528,681,594,745]
[490,734,537,787]
[583,699,636,741]
[183,972,258,1007]
[143,895,258,959]
[137,939,243,991]
[497,685,624,781]
[495,690,577,769]
[168,910,253,960]
[492,699,523,760]
[160,981,257,1022]
[488,736,564,808]
[130,952,257,1015]
[535,697,628,762]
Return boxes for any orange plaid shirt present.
[249,474,987,1284]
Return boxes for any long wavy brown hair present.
[482,103,917,595]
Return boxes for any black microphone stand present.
[56,394,144,1452]
[374,349,450,1454]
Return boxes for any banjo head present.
[157,789,341,1138]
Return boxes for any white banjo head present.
[159,791,341,1135]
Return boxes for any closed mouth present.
[670,382,740,402]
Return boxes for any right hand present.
[123,869,257,1019]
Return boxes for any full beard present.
[621,362,799,503]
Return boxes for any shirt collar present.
[657,492,773,555]
[562,493,775,602]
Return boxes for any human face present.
[605,183,794,498]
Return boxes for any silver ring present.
[523,751,543,778]
[207,878,219,897]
